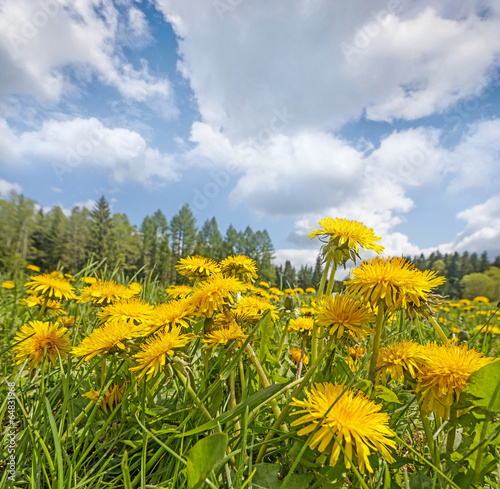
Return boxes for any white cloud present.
[0,0,172,106]
[73,198,96,211]
[0,179,22,197]
[1,116,179,187]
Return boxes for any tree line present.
[0,194,276,284]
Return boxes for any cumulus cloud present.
[0,179,22,197]
[1,117,179,187]
[0,0,172,107]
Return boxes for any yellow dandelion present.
[305,287,316,294]
[288,317,315,337]
[259,281,270,289]
[416,343,497,419]
[83,383,125,414]
[78,279,135,306]
[71,321,146,362]
[56,316,78,328]
[285,288,295,296]
[347,344,366,372]
[176,255,220,281]
[150,299,193,333]
[473,296,490,304]
[19,293,65,315]
[475,324,500,334]
[345,256,445,311]
[24,273,76,301]
[1,280,15,289]
[459,299,471,306]
[269,287,284,296]
[232,295,279,323]
[294,287,305,295]
[376,340,428,383]
[289,347,310,365]
[82,276,97,284]
[190,273,247,318]
[97,298,154,326]
[291,383,396,473]
[219,255,258,283]
[130,326,196,380]
[166,284,193,299]
[314,294,376,341]
[202,323,248,351]
[128,282,142,295]
[12,321,71,368]
[26,264,41,272]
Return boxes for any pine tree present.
[89,196,113,262]
[170,204,197,283]
[195,217,223,260]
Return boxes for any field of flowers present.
[1,217,499,489]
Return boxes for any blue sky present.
[1,0,500,268]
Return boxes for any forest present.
[1,192,499,300]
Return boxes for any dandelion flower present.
[150,299,193,333]
[473,296,490,304]
[345,257,445,311]
[259,281,270,289]
[232,295,279,323]
[291,383,396,473]
[202,323,248,351]
[219,255,258,283]
[190,273,247,318]
[475,324,500,334]
[289,347,310,366]
[25,273,76,300]
[19,293,65,315]
[83,383,125,413]
[306,287,316,294]
[376,340,428,383]
[72,321,146,362]
[176,256,220,281]
[78,279,135,306]
[166,284,193,299]
[97,299,154,326]
[288,317,315,337]
[314,295,376,341]
[128,282,142,295]
[130,326,195,380]
[416,343,497,419]
[1,280,15,289]
[269,287,284,296]
[13,321,71,368]
[26,264,40,272]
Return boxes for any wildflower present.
[19,293,65,315]
[165,285,193,299]
[288,317,315,337]
[25,273,76,300]
[309,217,384,266]
[1,280,15,289]
[176,256,220,281]
[294,287,305,295]
[150,299,193,333]
[345,257,445,311]
[82,276,97,284]
[305,287,316,294]
[26,264,40,272]
[459,299,471,306]
[13,321,71,368]
[78,279,135,306]
[269,287,284,296]
[97,299,154,326]
[202,323,248,351]
[285,288,295,296]
[72,321,147,362]
[56,316,78,328]
[259,281,270,289]
[289,347,310,365]
[232,295,279,323]
[129,326,196,380]
[291,383,396,473]
[219,255,258,283]
[190,274,247,318]
[473,296,490,304]
[314,294,376,341]
[128,282,143,295]
[83,383,125,413]
[475,324,500,334]
[376,340,428,383]
[347,344,366,372]
[416,343,497,419]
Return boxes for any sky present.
[1,0,500,269]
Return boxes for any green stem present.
[419,405,441,476]
[446,408,457,453]
[255,337,335,463]
[277,317,290,361]
[428,316,450,347]
[311,256,332,365]
[367,303,386,384]
[325,259,338,296]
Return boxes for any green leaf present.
[252,463,313,489]
[375,385,401,405]
[259,311,275,364]
[461,361,500,412]
[183,433,228,489]
[409,472,434,489]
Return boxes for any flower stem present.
[312,256,332,364]
[368,303,386,385]
[428,316,450,347]
[277,317,290,360]
[419,405,442,476]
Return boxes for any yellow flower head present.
[314,294,376,341]
[416,343,497,419]
[56,316,78,328]
[291,383,396,473]
[473,296,490,304]
[305,287,316,294]
[166,284,193,299]
[2,280,15,289]
[13,321,71,368]
[19,293,65,315]
[289,347,310,365]
[176,255,220,281]
[202,323,248,351]
[309,217,384,265]
[83,383,125,414]
[97,298,154,326]
[190,273,247,318]
[71,321,147,363]
[294,287,305,295]
[475,324,500,334]
[288,317,315,337]
[128,282,143,295]
[345,256,445,311]
[259,281,270,289]
[26,264,41,272]
[82,276,97,284]
[150,299,193,333]
[376,340,429,383]
[232,295,279,323]
[129,326,196,380]
[24,273,76,300]
[219,255,258,283]
[78,279,135,306]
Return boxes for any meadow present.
[0,217,499,489]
